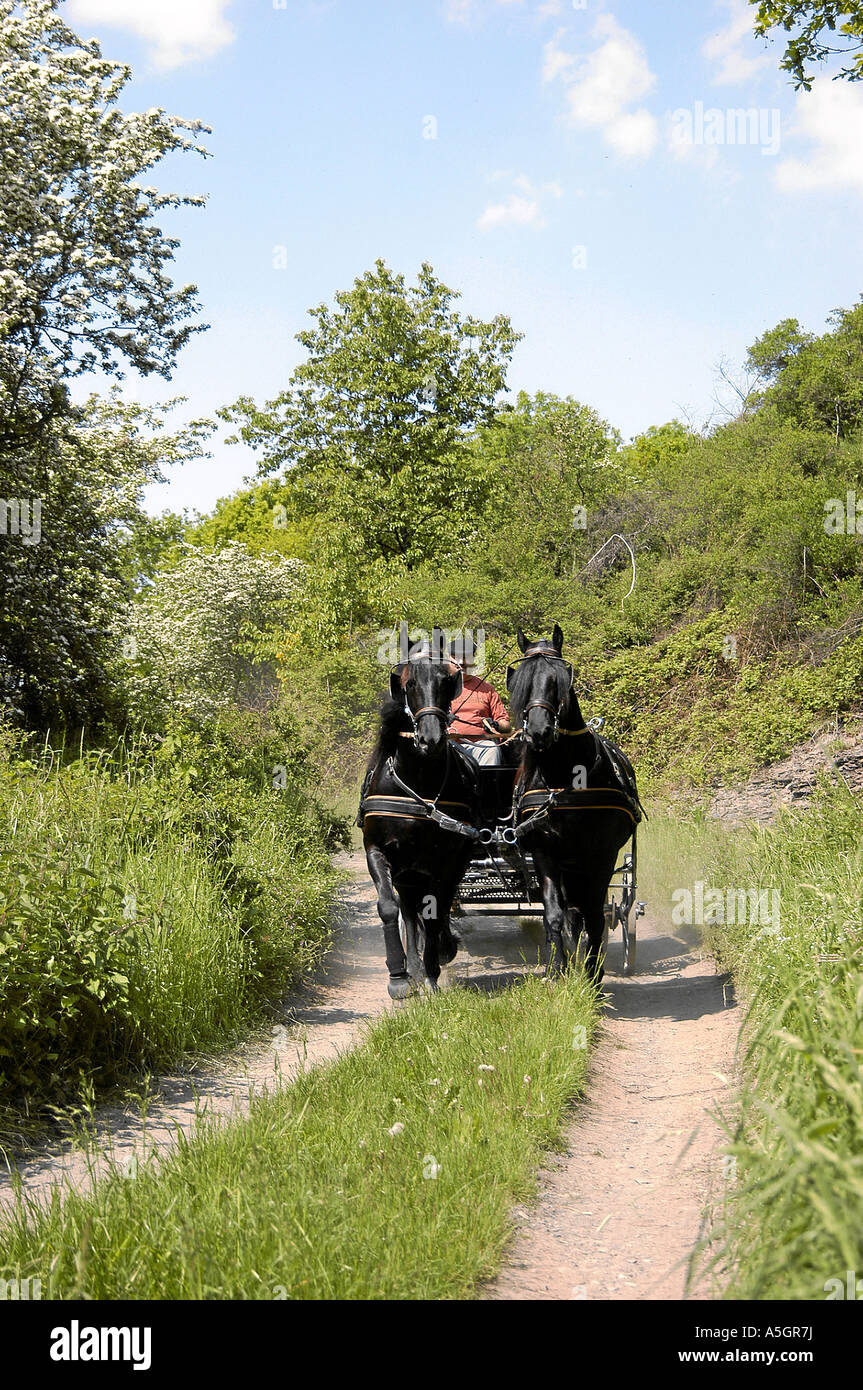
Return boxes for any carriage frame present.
[454,754,646,976]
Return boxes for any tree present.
[752,1,863,88]
[124,544,306,723]
[0,0,209,449]
[469,392,622,579]
[0,394,210,728]
[187,479,314,563]
[745,301,863,439]
[220,260,520,573]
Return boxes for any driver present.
[447,636,512,767]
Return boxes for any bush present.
[0,716,347,1147]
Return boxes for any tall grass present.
[693,781,863,1299]
[0,975,598,1300]
[0,724,342,1149]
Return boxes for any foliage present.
[752,0,863,88]
[746,301,863,438]
[693,782,863,1298]
[0,715,346,1139]
[220,259,520,573]
[0,0,208,447]
[122,542,305,724]
[0,393,210,729]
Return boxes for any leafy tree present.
[0,394,209,728]
[469,392,622,579]
[124,543,306,723]
[746,301,863,438]
[745,318,815,383]
[752,1,863,88]
[0,0,209,449]
[188,479,313,562]
[220,260,520,573]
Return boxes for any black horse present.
[360,655,480,999]
[507,625,642,985]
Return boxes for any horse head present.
[506,626,573,752]
[389,656,463,756]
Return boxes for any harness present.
[509,645,646,833]
[359,744,481,841]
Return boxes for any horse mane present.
[366,694,411,772]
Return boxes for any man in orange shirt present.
[447,636,512,767]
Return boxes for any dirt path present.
[487,908,738,1301]
[2,856,739,1306]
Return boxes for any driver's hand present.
[482,718,498,736]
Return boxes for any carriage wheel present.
[619,907,637,976]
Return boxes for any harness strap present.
[517,785,641,827]
[361,754,480,841]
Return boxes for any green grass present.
[688,781,863,1299]
[0,728,341,1150]
[0,974,598,1300]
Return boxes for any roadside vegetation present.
[636,787,863,1301]
[0,717,343,1154]
[0,975,597,1300]
[697,780,863,1300]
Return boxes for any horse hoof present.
[387,973,415,1000]
[440,933,459,966]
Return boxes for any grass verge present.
[0,974,598,1300]
[687,781,863,1299]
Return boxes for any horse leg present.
[397,887,428,991]
[535,854,567,978]
[580,896,608,988]
[366,845,413,1000]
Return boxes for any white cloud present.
[775,81,863,193]
[476,172,562,229]
[477,194,542,229]
[605,109,659,160]
[545,14,658,160]
[542,32,576,82]
[702,0,770,85]
[67,0,236,70]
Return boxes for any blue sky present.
[62,0,863,517]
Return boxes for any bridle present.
[508,646,586,742]
[392,661,460,749]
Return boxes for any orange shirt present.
[449,675,508,739]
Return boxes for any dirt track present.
[1,853,738,1302]
[486,909,738,1300]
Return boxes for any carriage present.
[454,732,645,976]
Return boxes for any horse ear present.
[390,665,405,701]
[552,623,564,651]
[517,629,528,654]
[450,666,463,700]
[505,664,516,691]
